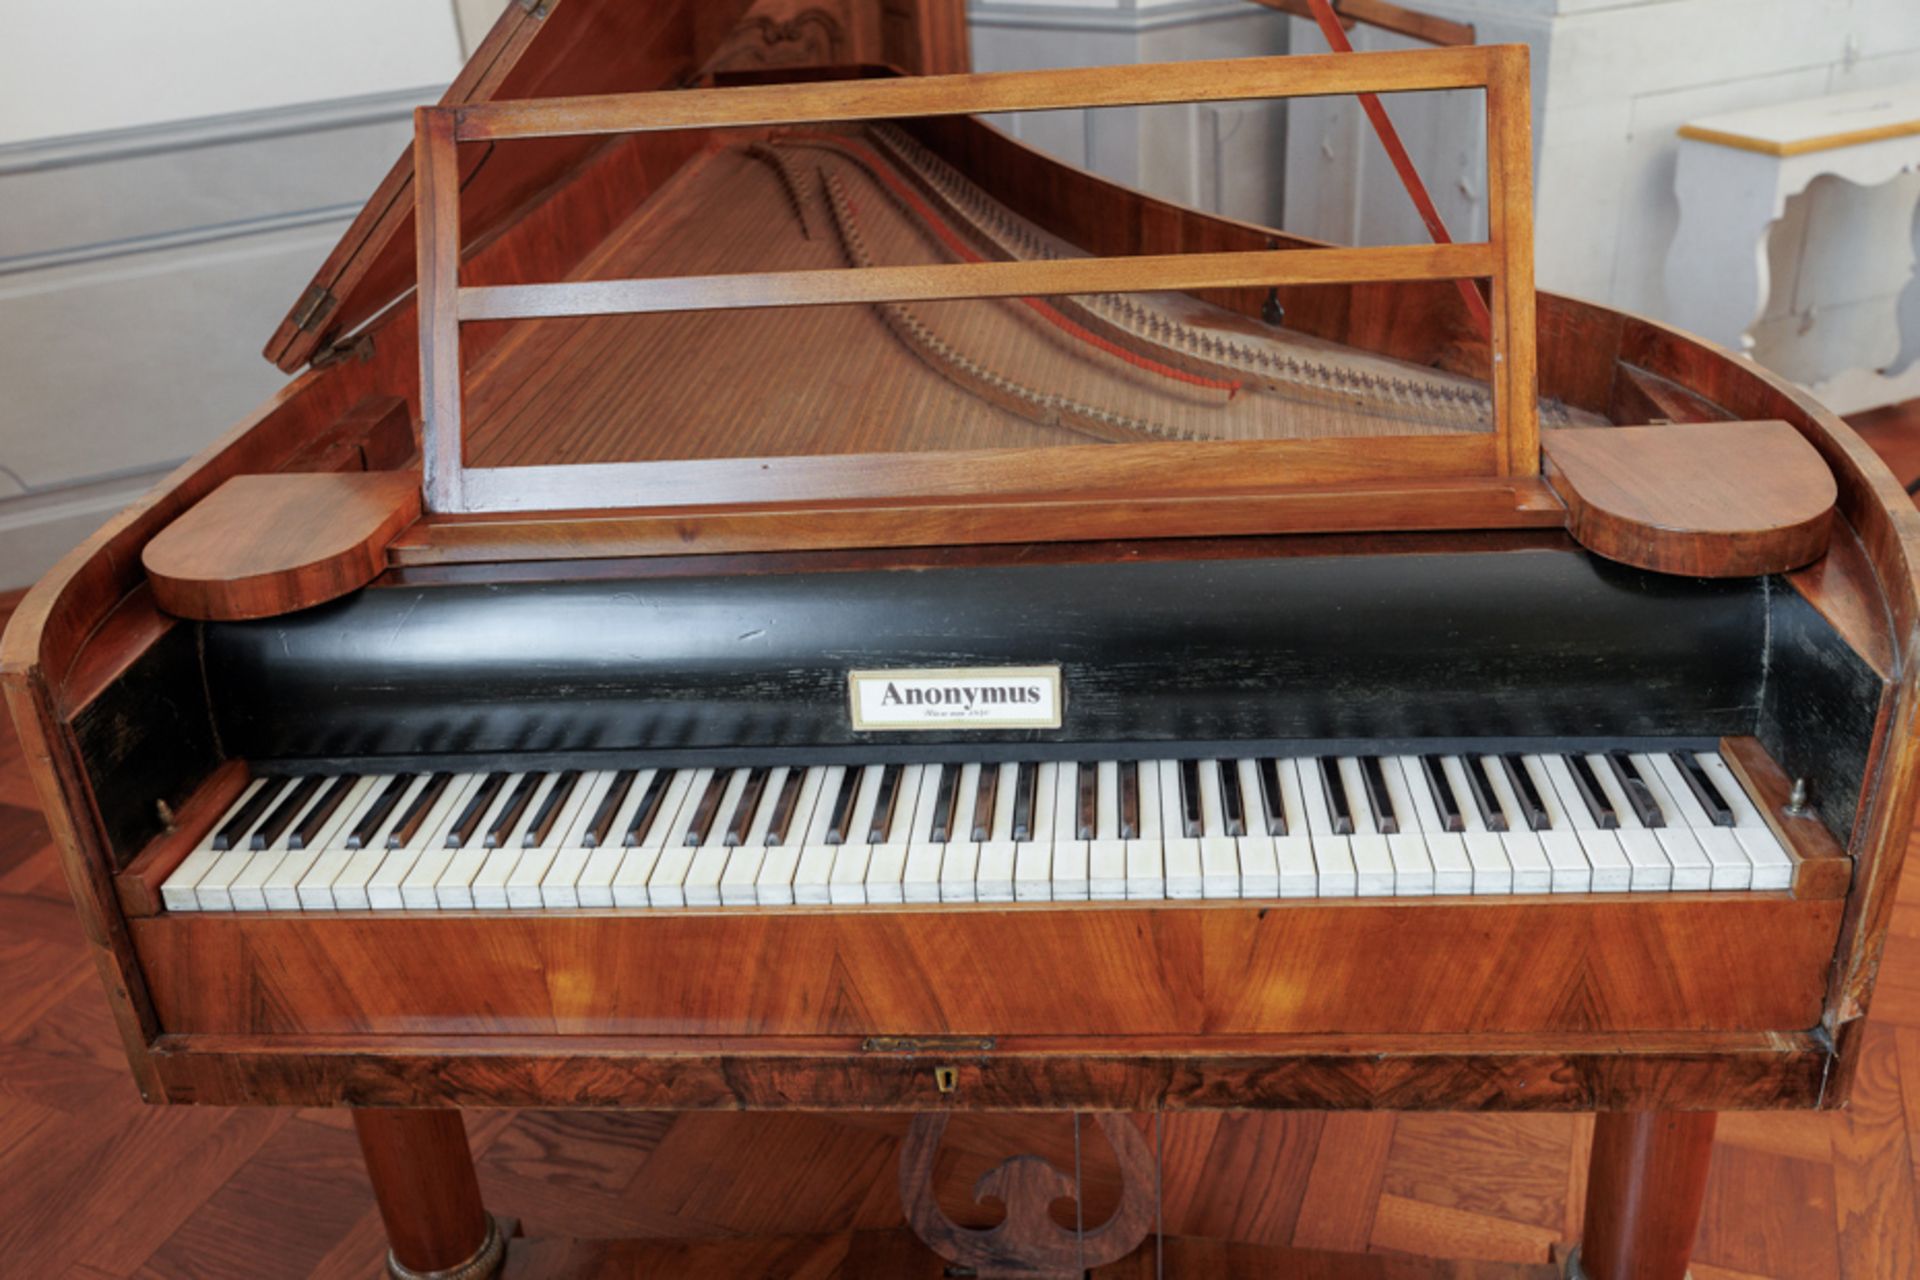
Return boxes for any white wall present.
[0,2,465,145]
[0,4,468,588]
[970,1,1293,227]
[1281,0,1920,410]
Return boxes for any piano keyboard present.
[159,749,1794,913]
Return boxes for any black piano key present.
[1257,759,1287,836]
[1464,757,1507,832]
[1565,755,1619,829]
[970,764,1000,842]
[1358,756,1397,835]
[583,770,636,849]
[251,775,324,850]
[1420,755,1465,833]
[723,767,770,846]
[1218,761,1247,837]
[486,772,545,848]
[1673,752,1736,827]
[1011,763,1037,842]
[346,773,415,850]
[388,772,453,849]
[825,767,864,846]
[865,764,904,844]
[683,770,732,846]
[927,764,960,843]
[214,776,289,851]
[1606,751,1664,828]
[523,770,580,848]
[289,775,358,850]
[1076,763,1098,840]
[764,768,807,845]
[1318,757,1354,836]
[1178,759,1203,838]
[1119,761,1140,840]
[446,772,509,849]
[623,769,675,847]
[1500,755,1551,832]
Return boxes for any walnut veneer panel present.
[131,895,1840,1039]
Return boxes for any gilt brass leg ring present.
[385,1215,505,1280]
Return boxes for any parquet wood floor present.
[7,406,1920,1277]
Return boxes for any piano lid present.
[263,0,970,372]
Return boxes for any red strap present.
[1304,0,1492,336]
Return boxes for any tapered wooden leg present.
[353,1108,503,1278]
[1579,1110,1717,1280]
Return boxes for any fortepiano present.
[4,3,1916,1278]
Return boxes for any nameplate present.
[849,667,1063,731]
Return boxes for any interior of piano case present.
[458,119,1572,469]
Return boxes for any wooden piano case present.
[7,3,1920,1276]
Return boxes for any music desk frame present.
[412,47,1540,518]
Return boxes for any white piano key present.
[644,768,715,908]
[534,771,622,908]
[686,768,756,907]
[433,772,529,909]
[1059,767,1105,905]
[505,774,597,909]
[326,775,430,910]
[796,764,849,905]
[1338,758,1395,898]
[905,764,961,905]
[1090,759,1128,901]
[1581,754,1674,891]
[1507,756,1591,893]
[1082,759,1121,901]
[1121,759,1165,901]
[1620,754,1713,891]
[473,772,567,909]
[978,761,1020,903]
[863,763,922,905]
[199,778,334,911]
[1536,755,1633,893]
[1436,756,1510,895]
[1697,751,1795,890]
[1395,756,1471,895]
[1644,753,1752,890]
[1198,759,1242,899]
[1478,757,1552,894]
[938,763,981,904]
[757,765,828,906]
[1234,759,1280,898]
[1049,762,1092,901]
[828,764,888,905]
[1298,756,1356,897]
[382,774,483,910]
[162,777,275,913]
[279,777,380,910]
[613,768,701,907]
[1266,759,1319,898]
[1159,761,1203,899]
[1013,767,1059,905]
[720,766,789,906]
[1376,758,1433,896]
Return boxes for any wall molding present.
[0,463,177,591]
[0,84,441,178]
[0,203,365,277]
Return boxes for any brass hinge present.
[862,1036,994,1054]
[290,284,338,333]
